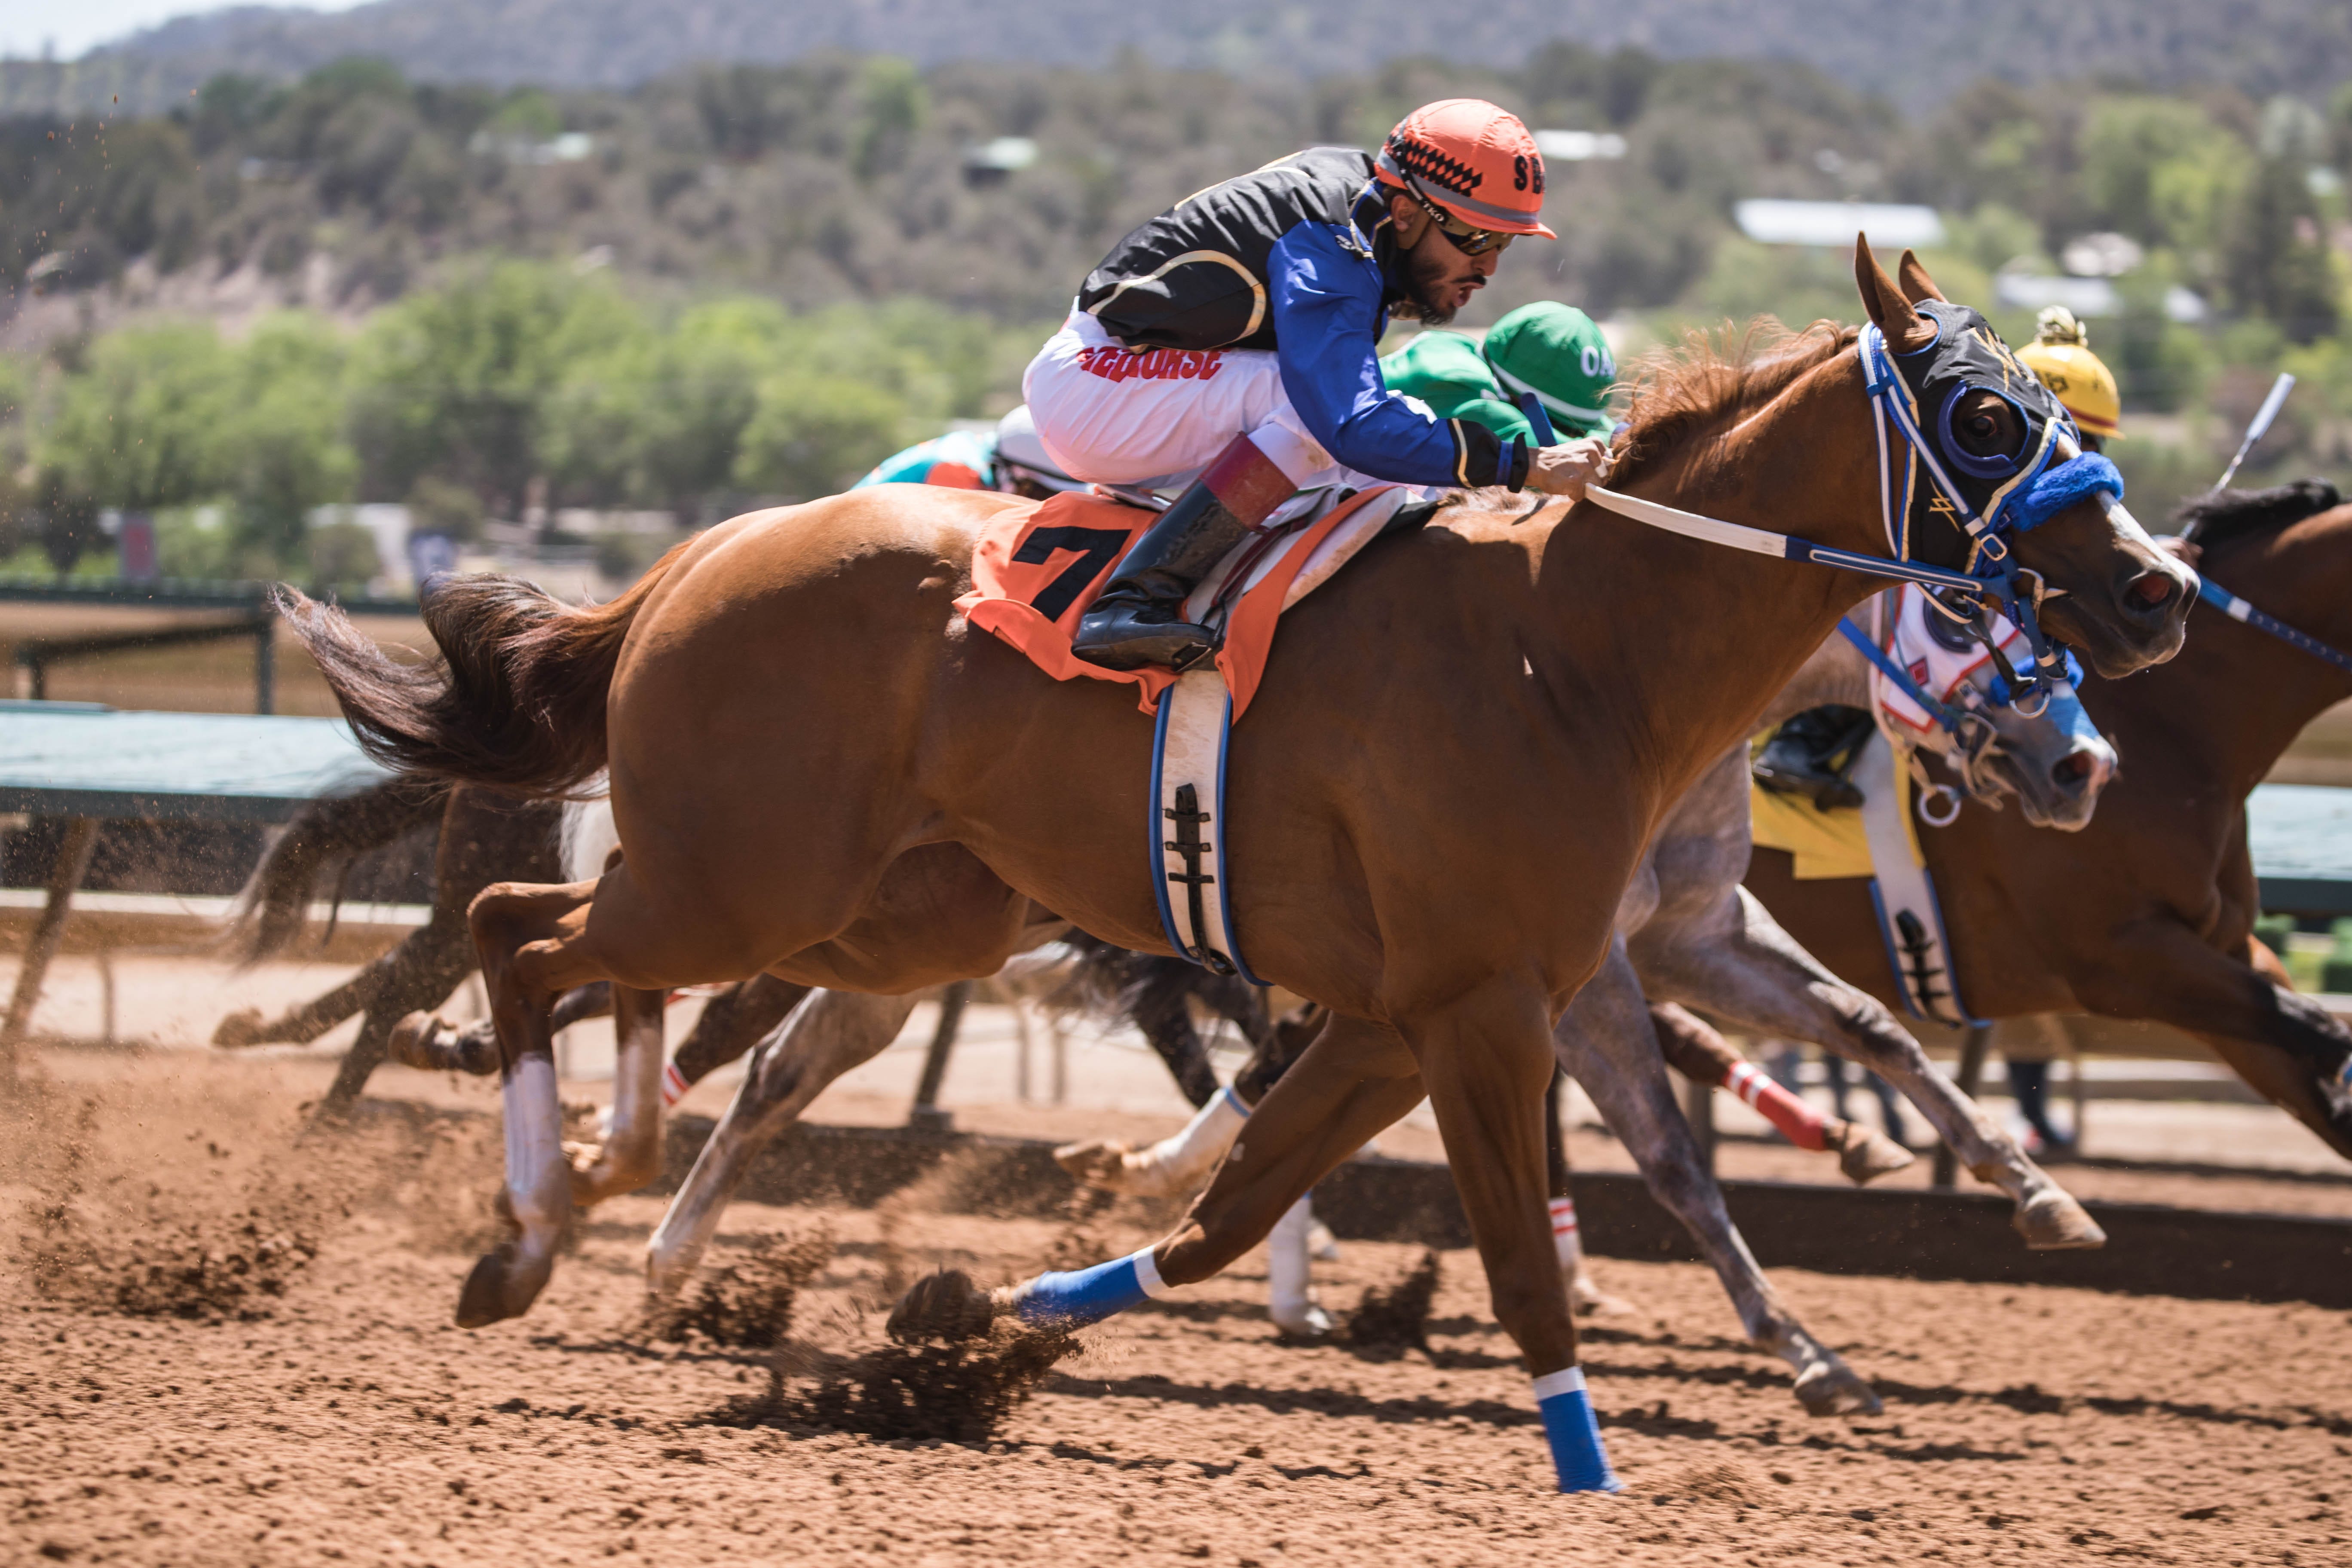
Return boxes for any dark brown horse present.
[212,781,565,1115]
[1749,482,2352,1157]
[215,779,803,1128]
[278,246,2190,1458]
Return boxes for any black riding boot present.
[1072,435,1293,671]
[1752,704,1876,810]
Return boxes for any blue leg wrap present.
[1534,1368,1621,1494]
[1011,1246,1169,1329]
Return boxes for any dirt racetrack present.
[4,1057,2349,1567]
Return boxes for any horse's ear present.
[1855,236,1937,352]
[1896,250,1948,304]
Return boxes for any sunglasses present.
[1403,178,1512,257]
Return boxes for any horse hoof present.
[887,1269,996,1344]
[211,1008,269,1049]
[643,1240,701,1305]
[1793,1359,1883,1418]
[1054,1139,1192,1197]
[1567,1266,1636,1318]
[1306,1218,1342,1262]
[1834,1122,1916,1185]
[2014,1188,2106,1250]
[389,1011,448,1071]
[564,1141,608,1206]
[1052,1138,1125,1185]
[1271,1299,1332,1339]
[1053,1137,1172,1196]
[454,1240,554,1329]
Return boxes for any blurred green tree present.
[347,260,638,513]
[733,371,906,499]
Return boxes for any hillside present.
[7,0,2352,115]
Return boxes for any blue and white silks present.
[1534,1366,1620,1494]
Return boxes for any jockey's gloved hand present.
[1526,437,1613,501]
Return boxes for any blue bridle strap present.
[1835,617,1963,734]
[2197,576,2352,675]
[1858,325,2099,699]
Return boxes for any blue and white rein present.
[2196,576,2352,676]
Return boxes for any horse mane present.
[1610,318,1860,487]
[2170,478,2342,549]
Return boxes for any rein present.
[1581,485,1989,595]
[2196,576,2352,676]
[1836,617,1962,733]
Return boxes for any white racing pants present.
[1022,310,1393,494]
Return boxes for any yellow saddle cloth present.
[1747,739,1920,880]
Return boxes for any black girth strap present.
[1162,784,1234,976]
[1892,910,1953,1018]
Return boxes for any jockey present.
[851,425,997,491]
[1379,302,1619,446]
[2015,307,2122,453]
[852,406,1086,499]
[1024,99,1613,671]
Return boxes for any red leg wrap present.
[1724,1059,1830,1152]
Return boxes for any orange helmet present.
[1375,99,1556,239]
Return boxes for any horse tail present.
[275,540,692,797]
[222,775,451,963]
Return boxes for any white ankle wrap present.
[1139,1084,1249,1188]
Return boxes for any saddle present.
[957,484,1414,974]
[957,486,1412,719]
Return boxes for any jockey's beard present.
[1398,236,1482,325]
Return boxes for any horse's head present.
[1855,242,2192,680]
[1966,672,2114,831]
[1868,587,2116,832]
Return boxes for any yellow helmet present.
[2014,306,2122,440]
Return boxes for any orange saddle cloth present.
[954,487,1405,720]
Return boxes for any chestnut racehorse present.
[1750,482,2352,1158]
[279,247,2190,1420]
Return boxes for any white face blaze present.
[2101,490,2198,600]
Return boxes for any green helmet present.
[1481,303,1617,438]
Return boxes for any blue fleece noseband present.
[2007,452,2125,534]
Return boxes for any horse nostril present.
[2126,571,2177,612]
[2051,752,2094,790]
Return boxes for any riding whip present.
[2214,372,2296,494]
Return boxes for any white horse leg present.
[569,984,665,1207]
[1558,937,1881,1416]
[559,791,619,882]
[462,1049,570,1328]
[645,988,920,1300]
[1265,1193,1331,1338]
[1640,887,2102,1250]
[1055,1081,1249,1195]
